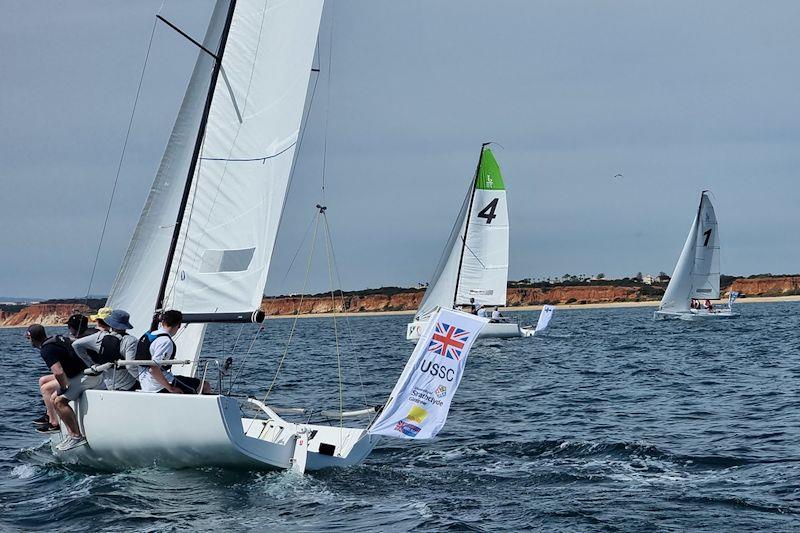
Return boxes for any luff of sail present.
[415,146,509,320]
[658,191,720,312]
[108,0,325,373]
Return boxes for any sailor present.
[71,309,139,392]
[104,310,141,388]
[91,307,114,330]
[27,324,102,451]
[491,307,502,320]
[66,313,98,340]
[70,307,111,364]
[704,299,713,311]
[70,310,110,366]
[33,312,100,429]
[138,310,211,395]
[469,298,478,314]
[476,305,488,318]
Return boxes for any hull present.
[50,390,376,471]
[406,319,523,340]
[654,309,739,321]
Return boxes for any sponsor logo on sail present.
[468,288,494,295]
[394,420,422,437]
[406,405,428,423]
[434,385,447,398]
[393,406,428,437]
[410,386,445,406]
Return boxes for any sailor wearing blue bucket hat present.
[104,309,134,331]
[71,308,139,394]
[99,309,140,390]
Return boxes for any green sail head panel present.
[475,148,505,190]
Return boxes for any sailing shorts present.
[59,373,104,401]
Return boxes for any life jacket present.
[42,334,75,352]
[41,335,87,376]
[135,332,176,368]
[96,333,131,365]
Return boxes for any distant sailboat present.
[50,0,485,472]
[654,191,738,320]
[406,144,550,340]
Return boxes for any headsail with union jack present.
[368,308,488,440]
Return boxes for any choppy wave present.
[2,303,800,530]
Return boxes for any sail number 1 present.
[477,198,499,224]
[702,228,712,247]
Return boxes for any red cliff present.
[0,304,91,328]
[729,276,800,297]
[260,284,652,316]
[506,285,644,306]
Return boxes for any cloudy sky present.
[1,1,798,299]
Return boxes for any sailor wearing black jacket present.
[27,324,102,452]
[33,313,97,432]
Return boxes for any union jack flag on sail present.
[368,308,488,439]
[427,322,470,360]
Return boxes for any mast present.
[452,142,489,309]
[153,0,238,324]
[696,190,707,225]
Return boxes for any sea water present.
[1,302,798,531]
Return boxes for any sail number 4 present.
[477,198,499,224]
[702,228,712,247]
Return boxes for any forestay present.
[415,147,509,319]
[108,0,325,373]
[369,308,488,439]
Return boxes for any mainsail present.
[659,191,720,312]
[416,146,509,319]
[108,0,325,372]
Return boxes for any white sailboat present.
[49,0,486,472]
[654,191,738,320]
[406,145,548,340]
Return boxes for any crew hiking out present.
[27,324,102,451]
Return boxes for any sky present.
[1,0,798,299]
